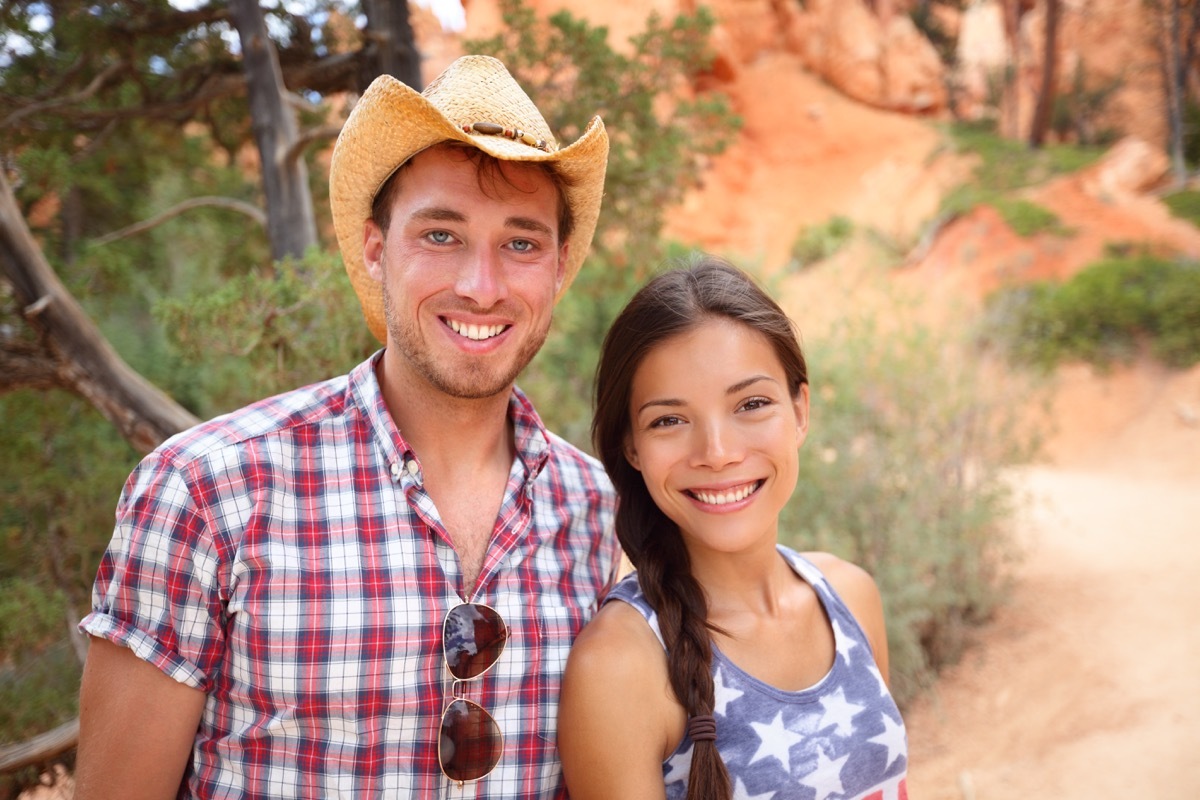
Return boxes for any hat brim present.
[330,74,609,344]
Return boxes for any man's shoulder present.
[154,371,356,471]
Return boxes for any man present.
[75,55,619,798]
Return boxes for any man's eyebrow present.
[506,216,554,236]
[410,207,467,223]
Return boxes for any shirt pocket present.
[533,595,591,743]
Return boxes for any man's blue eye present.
[429,231,452,244]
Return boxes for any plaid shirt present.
[82,352,620,799]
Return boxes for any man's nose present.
[454,248,506,308]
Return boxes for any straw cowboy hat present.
[330,55,610,343]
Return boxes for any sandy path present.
[904,455,1200,798]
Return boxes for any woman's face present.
[623,317,809,559]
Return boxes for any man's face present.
[363,146,568,400]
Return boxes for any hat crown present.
[423,55,558,152]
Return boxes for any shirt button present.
[407,460,420,476]
[390,462,402,480]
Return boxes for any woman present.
[558,256,908,799]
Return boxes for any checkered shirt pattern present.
[81,352,620,799]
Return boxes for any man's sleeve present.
[80,453,227,691]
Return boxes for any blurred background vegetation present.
[3,0,1200,796]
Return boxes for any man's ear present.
[363,220,385,281]
[793,384,811,448]
[555,242,569,293]
[623,434,641,471]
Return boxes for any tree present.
[1149,0,1200,183]
[1028,0,1060,148]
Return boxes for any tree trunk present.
[230,0,319,262]
[1163,0,1188,184]
[362,0,423,90]
[1028,0,1060,148]
[0,171,199,454]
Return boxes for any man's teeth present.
[693,482,758,506]
[447,319,507,341]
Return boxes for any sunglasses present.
[439,602,509,783]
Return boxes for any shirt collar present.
[349,350,552,481]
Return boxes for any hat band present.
[462,121,551,152]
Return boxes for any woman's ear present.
[793,384,811,448]
[623,435,641,471]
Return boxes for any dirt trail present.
[903,364,1200,799]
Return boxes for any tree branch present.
[284,123,344,167]
[90,196,267,247]
[0,719,80,774]
[1,59,128,129]
[0,171,199,454]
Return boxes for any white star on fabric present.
[796,743,851,796]
[663,744,693,785]
[714,665,745,717]
[868,713,907,770]
[816,686,866,736]
[748,711,806,772]
[733,776,777,800]
[832,618,858,659]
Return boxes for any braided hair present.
[592,255,808,800]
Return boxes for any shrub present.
[788,216,855,270]
[780,287,1037,706]
[991,198,1071,238]
[1162,189,1200,227]
[984,252,1200,369]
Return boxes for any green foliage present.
[787,216,855,270]
[156,250,380,415]
[0,390,139,743]
[1181,97,1200,169]
[1162,189,1200,226]
[984,252,1200,369]
[781,300,1035,706]
[989,197,1071,238]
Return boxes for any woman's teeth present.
[692,481,760,506]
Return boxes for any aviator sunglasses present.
[440,602,509,783]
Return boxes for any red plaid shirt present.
[82,352,620,798]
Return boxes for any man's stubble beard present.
[381,280,550,401]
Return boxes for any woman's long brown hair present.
[592,255,808,800]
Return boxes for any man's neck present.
[374,355,516,472]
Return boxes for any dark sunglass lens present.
[440,699,502,782]
[444,604,508,680]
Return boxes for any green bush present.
[788,216,855,270]
[991,198,1071,238]
[780,288,1036,707]
[985,252,1200,369]
[1162,189,1200,227]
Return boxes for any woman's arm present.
[803,552,891,685]
[558,602,683,800]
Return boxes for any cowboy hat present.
[330,55,609,343]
